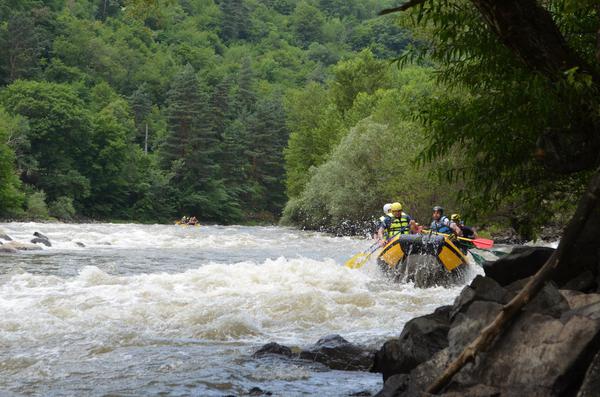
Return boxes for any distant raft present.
[376,234,469,287]
[174,221,201,227]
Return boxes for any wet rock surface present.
[372,305,451,380]
[298,334,374,371]
[253,334,374,372]
[0,228,12,241]
[371,265,600,396]
[31,237,51,246]
[3,241,43,251]
[483,246,554,286]
[252,342,293,358]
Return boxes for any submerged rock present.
[247,386,272,396]
[75,241,86,247]
[299,334,374,371]
[253,335,373,372]
[0,228,12,241]
[31,237,51,247]
[0,245,18,253]
[4,241,42,251]
[252,342,293,358]
[33,231,49,240]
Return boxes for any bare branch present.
[379,0,429,15]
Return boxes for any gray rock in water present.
[252,342,293,358]
[4,241,42,251]
[76,242,86,247]
[374,374,410,397]
[372,305,452,380]
[0,228,12,241]
[248,386,272,396]
[31,237,51,247]
[0,245,18,253]
[33,231,49,240]
[299,334,374,371]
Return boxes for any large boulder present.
[372,306,452,380]
[445,305,600,396]
[483,246,555,286]
[449,275,511,319]
[379,282,600,396]
[298,334,374,371]
[372,276,511,382]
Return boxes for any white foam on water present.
[0,222,479,396]
[0,257,464,348]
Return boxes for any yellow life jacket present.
[387,214,410,238]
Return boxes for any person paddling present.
[430,206,462,236]
[377,202,417,246]
[375,203,393,239]
[451,213,477,239]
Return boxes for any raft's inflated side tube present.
[378,234,467,271]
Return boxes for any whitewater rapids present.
[0,223,481,396]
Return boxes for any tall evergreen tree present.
[236,57,255,114]
[218,0,250,42]
[246,97,289,214]
[129,83,153,150]
[161,64,202,170]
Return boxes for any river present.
[0,223,482,396]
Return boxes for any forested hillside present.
[283,1,597,239]
[0,0,406,223]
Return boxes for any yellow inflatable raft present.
[377,233,467,272]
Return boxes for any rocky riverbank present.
[371,245,600,396]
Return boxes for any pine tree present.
[236,57,256,114]
[161,64,201,170]
[221,117,250,204]
[210,77,232,137]
[218,0,250,43]
[246,97,289,214]
[129,83,152,150]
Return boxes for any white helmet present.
[383,203,392,214]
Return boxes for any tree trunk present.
[469,0,597,82]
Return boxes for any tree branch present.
[426,168,600,394]
[379,0,429,16]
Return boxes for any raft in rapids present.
[377,234,469,287]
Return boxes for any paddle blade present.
[471,238,494,249]
[345,252,369,269]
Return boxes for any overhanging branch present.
[379,0,429,15]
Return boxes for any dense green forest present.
[1,0,595,237]
[282,0,598,238]
[0,0,407,223]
